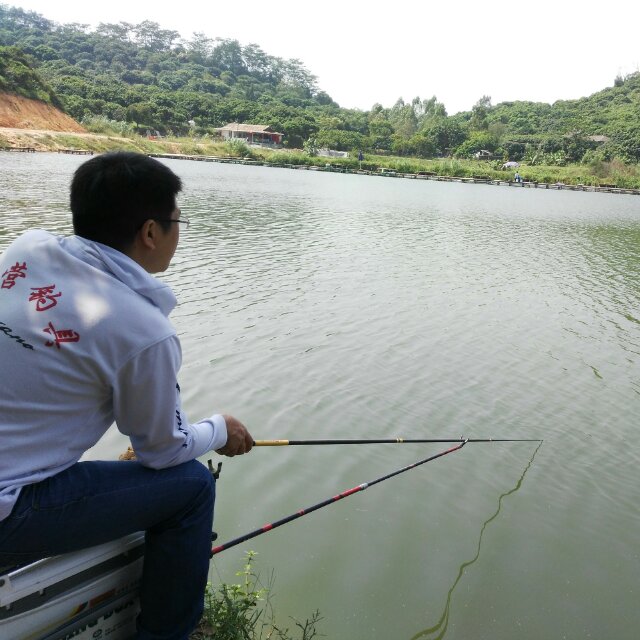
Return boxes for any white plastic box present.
[0,532,144,640]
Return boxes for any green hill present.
[0,3,638,162]
[0,44,62,107]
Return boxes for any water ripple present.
[2,155,639,640]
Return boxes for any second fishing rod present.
[211,436,543,555]
[212,439,469,555]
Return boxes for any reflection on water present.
[410,442,543,640]
[1,153,639,640]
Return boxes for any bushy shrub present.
[193,552,322,640]
[81,115,136,136]
[223,138,252,157]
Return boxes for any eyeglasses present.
[153,217,190,229]
[169,218,189,229]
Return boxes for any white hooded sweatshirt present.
[0,229,227,522]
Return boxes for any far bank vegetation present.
[1,4,639,187]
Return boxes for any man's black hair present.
[71,152,183,251]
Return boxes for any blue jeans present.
[0,459,215,640]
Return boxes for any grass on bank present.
[258,150,640,189]
[3,120,640,189]
[191,551,323,640]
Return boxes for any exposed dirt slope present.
[0,92,85,132]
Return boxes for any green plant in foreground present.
[191,551,323,640]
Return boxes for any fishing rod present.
[253,437,542,446]
[212,439,467,555]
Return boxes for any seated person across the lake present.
[0,151,254,640]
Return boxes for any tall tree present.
[470,95,492,130]
[96,22,134,43]
[184,32,214,64]
[132,21,179,52]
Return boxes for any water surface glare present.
[1,152,639,639]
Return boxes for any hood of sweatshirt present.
[60,234,177,317]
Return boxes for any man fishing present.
[0,151,254,640]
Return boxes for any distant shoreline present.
[1,127,639,197]
[143,152,640,196]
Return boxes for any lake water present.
[1,152,639,640]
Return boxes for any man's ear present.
[137,219,158,250]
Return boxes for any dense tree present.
[183,31,214,65]
[211,39,247,77]
[470,95,491,130]
[368,116,394,151]
[0,44,61,106]
[1,4,639,160]
[422,119,467,156]
[132,21,179,52]
[389,98,418,138]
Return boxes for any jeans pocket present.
[0,489,34,553]
[3,485,34,520]
[28,471,88,512]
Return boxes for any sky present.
[6,0,640,114]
